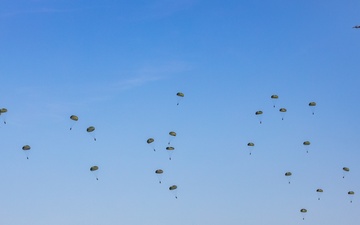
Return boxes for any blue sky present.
[0,0,360,224]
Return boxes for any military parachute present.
[169,185,178,199]
[270,95,278,108]
[90,166,99,180]
[279,108,287,120]
[0,108,8,124]
[166,146,175,160]
[309,102,316,115]
[69,115,78,130]
[168,131,177,145]
[155,169,164,183]
[22,145,31,159]
[86,126,96,141]
[255,110,263,124]
[147,138,156,151]
[176,92,184,105]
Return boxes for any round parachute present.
[166,146,175,160]
[309,102,317,115]
[155,169,164,183]
[176,92,184,105]
[316,188,324,200]
[285,172,292,184]
[255,111,263,124]
[168,131,177,145]
[279,108,287,120]
[169,185,178,199]
[247,142,255,155]
[348,191,355,203]
[169,131,176,137]
[86,126,96,141]
[147,138,154,144]
[70,115,78,121]
[90,166,99,180]
[0,108,8,124]
[22,145,31,159]
[300,208,307,220]
[271,95,279,107]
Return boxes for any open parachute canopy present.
[169,185,177,190]
[271,95,278,99]
[70,115,78,121]
[247,142,255,147]
[155,169,163,174]
[87,126,95,132]
[169,131,177,137]
[303,141,311,146]
[0,108,7,113]
[147,138,154,144]
[176,92,184,97]
[90,166,99,171]
[22,145,31,159]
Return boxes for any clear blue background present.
[0,0,359,224]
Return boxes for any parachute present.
[155,169,164,183]
[147,138,155,151]
[22,145,31,159]
[348,191,355,203]
[255,110,263,124]
[0,108,8,124]
[342,167,350,178]
[86,126,96,141]
[176,92,184,105]
[316,188,324,200]
[90,166,99,180]
[168,131,177,145]
[300,208,307,220]
[303,141,311,153]
[69,115,78,130]
[353,25,360,28]
[166,146,175,160]
[309,102,316,115]
[169,185,178,199]
[279,108,287,120]
[270,95,278,108]
[285,172,292,184]
[247,142,255,155]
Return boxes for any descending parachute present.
[285,172,292,184]
[69,115,78,130]
[300,208,307,220]
[309,102,316,115]
[168,131,177,145]
[348,191,355,203]
[0,108,8,124]
[90,166,99,180]
[169,185,178,199]
[86,126,96,141]
[353,25,360,29]
[166,146,175,160]
[279,108,287,120]
[270,95,278,108]
[255,110,263,124]
[303,141,311,153]
[176,92,184,105]
[155,169,164,184]
[22,145,31,159]
[343,167,350,178]
[147,138,156,151]
[316,188,324,200]
[247,142,255,155]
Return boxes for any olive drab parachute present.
[90,166,99,180]
[86,126,96,141]
[69,115,78,130]
[316,188,324,200]
[155,169,164,183]
[343,167,350,178]
[303,141,311,153]
[309,102,316,115]
[22,145,31,159]
[300,208,307,220]
[166,146,175,160]
[0,108,8,124]
[255,110,263,124]
[168,131,177,145]
[279,108,287,120]
[285,172,292,184]
[247,142,255,155]
[270,95,278,108]
[348,191,355,203]
[176,92,184,105]
[169,185,178,199]
[147,138,156,151]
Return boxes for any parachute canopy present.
[271,95,278,99]
[285,172,292,176]
[247,142,255,147]
[279,108,287,112]
[87,126,95,132]
[303,141,311,146]
[155,169,163,174]
[343,167,350,172]
[22,145,31,151]
[147,138,154,144]
[309,102,316,107]
[300,209,307,213]
[169,131,177,137]
[316,189,323,193]
[90,166,99,171]
[0,108,7,113]
[176,92,184,97]
[166,146,175,151]
[169,185,177,190]
[255,111,263,115]
[348,191,355,195]
[70,115,78,121]
[353,25,360,28]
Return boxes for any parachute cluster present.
[247,94,356,220]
